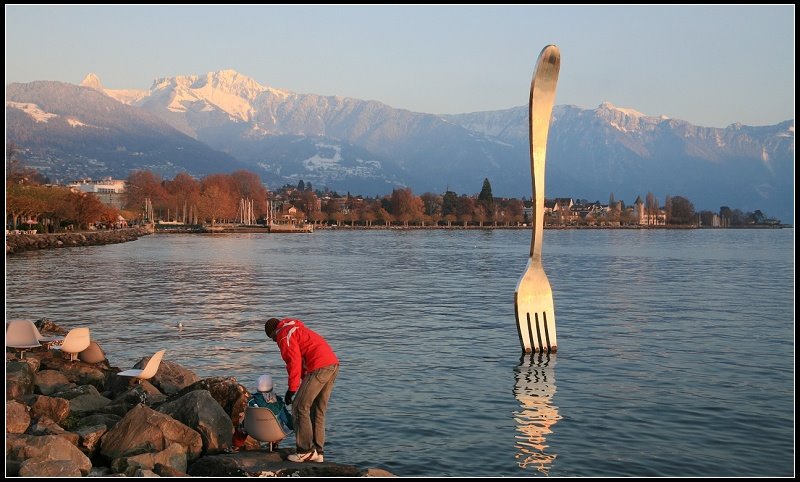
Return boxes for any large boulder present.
[167,377,250,429]
[24,394,70,424]
[7,400,31,433]
[6,433,92,476]
[99,403,202,462]
[34,369,75,396]
[157,389,233,454]
[37,350,111,391]
[149,359,201,395]
[6,359,36,400]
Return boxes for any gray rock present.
[108,374,163,401]
[52,383,102,400]
[166,376,250,430]
[100,404,202,462]
[103,384,151,416]
[60,361,108,391]
[148,360,201,396]
[76,412,122,430]
[157,389,233,454]
[35,369,75,395]
[69,390,113,414]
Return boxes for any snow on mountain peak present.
[598,101,645,118]
[81,73,104,90]
[143,69,292,122]
[596,101,656,133]
[194,70,265,98]
[78,73,151,107]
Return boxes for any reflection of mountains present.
[513,353,561,475]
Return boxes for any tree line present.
[5,152,782,232]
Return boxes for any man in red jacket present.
[265,317,340,463]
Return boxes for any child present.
[248,374,293,433]
[233,374,294,450]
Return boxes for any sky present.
[5,5,795,128]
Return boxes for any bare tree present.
[645,191,659,225]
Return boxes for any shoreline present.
[5,227,152,255]
[6,223,790,255]
[158,223,790,233]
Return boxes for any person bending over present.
[265,317,339,463]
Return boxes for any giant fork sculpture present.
[514,45,560,353]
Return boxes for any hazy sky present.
[5,5,795,127]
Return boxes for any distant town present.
[6,161,786,234]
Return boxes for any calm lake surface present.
[5,228,795,477]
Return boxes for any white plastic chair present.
[243,406,289,451]
[52,327,91,361]
[5,320,42,359]
[118,349,166,384]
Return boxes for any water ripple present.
[5,229,794,477]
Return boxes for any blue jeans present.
[293,364,339,454]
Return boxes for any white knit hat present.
[257,374,273,392]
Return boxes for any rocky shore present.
[5,227,153,255]
[6,319,394,477]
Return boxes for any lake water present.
[5,228,795,477]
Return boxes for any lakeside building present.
[67,178,126,209]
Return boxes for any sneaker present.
[310,451,324,463]
[288,450,319,463]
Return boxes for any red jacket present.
[274,318,339,391]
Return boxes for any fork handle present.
[529,45,561,259]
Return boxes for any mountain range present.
[6,69,794,222]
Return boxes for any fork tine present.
[515,304,558,353]
[514,295,531,353]
[541,311,557,352]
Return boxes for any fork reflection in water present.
[513,352,561,475]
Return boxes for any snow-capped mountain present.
[7,80,247,183]
[7,70,795,222]
[446,102,794,221]
[84,70,519,195]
